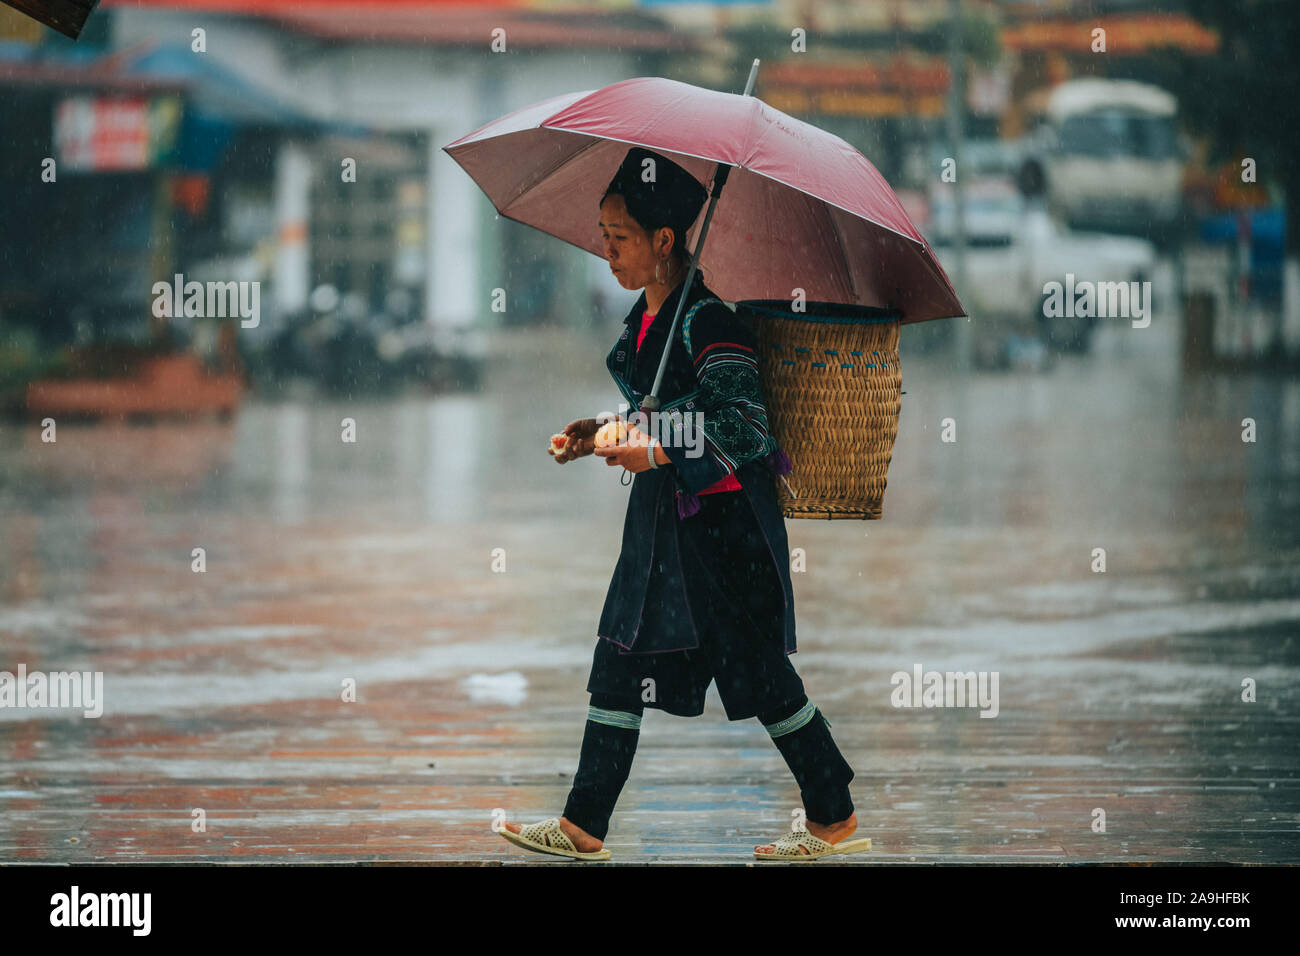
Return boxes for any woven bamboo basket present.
[735,299,902,520]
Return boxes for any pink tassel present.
[676,489,702,519]
[764,447,793,475]
[764,446,797,498]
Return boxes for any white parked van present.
[926,177,1157,354]
[1019,79,1185,240]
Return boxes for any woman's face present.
[599,194,672,291]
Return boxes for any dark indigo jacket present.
[595,273,798,656]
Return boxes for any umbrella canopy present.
[443,76,964,325]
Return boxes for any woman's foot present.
[754,811,857,856]
[503,816,603,853]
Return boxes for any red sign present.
[53,95,179,171]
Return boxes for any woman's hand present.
[549,418,599,464]
[592,424,666,474]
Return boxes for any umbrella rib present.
[819,199,858,305]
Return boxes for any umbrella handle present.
[642,166,730,412]
[643,60,760,413]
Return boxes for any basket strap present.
[680,297,724,365]
[657,298,722,412]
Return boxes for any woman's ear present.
[654,225,675,258]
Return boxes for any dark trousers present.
[562,691,855,842]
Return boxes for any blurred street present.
[2,308,1298,864]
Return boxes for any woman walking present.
[499,147,868,861]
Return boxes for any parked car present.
[925,178,1158,353]
[927,138,1027,183]
[926,178,1028,332]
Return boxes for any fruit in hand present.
[594,421,628,448]
[548,433,568,455]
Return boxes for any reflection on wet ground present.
[1,317,1298,863]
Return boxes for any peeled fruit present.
[594,421,628,448]
[548,433,568,455]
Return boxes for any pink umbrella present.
[444,64,964,407]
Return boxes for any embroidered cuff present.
[588,706,643,731]
[764,701,818,738]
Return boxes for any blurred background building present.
[0,0,1295,407]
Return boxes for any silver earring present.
[654,259,665,285]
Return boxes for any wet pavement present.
[1,307,1299,864]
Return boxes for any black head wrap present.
[601,147,707,259]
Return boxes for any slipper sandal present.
[498,817,611,861]
[753,828,872,862]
